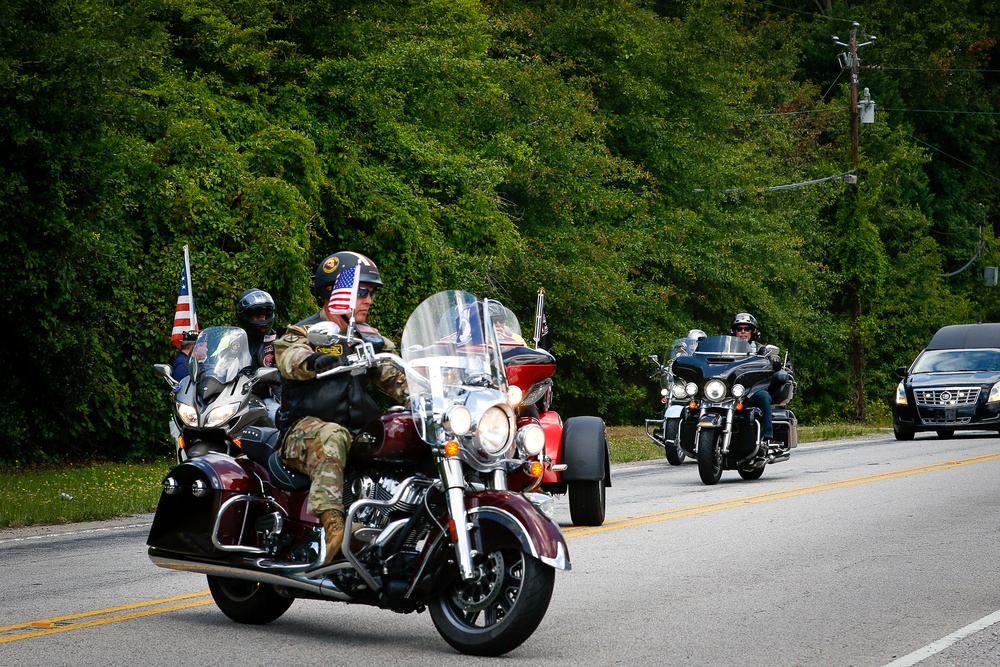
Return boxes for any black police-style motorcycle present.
[668,335,797,485]
[155,326,279,463]
[147,291,569,656]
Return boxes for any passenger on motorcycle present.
[731,312,782,448]
[236,288,280,421]
[274,252,407,563]
[170,330,199,382]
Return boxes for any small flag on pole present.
[171,245,198,349]
[325,265,360,317]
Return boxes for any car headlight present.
[516,423,546,456]
[477,406,512,455]
[205,402,239,428]
[895,381,908,406]
[704,379,726,401]
[177,403,199,427]
[684,382,698,397]
[444,405,472,436]
[732,384,745,398]
[989,382,1000,403]
[672,382,688,399]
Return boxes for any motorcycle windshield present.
[491,303,528,347]
[402,291,507,426]
[694,335,751,355]
[188,327,253,385]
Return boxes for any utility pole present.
[832,24,876,421]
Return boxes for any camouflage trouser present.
[281,416,352,517]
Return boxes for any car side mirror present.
[896,365,908,379]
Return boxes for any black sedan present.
[893,324,1000,440]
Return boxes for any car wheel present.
[893,423,914,441]
[936,429,955,439]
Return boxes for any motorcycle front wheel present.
[429,548,555,656]
[207,575,294,625]
[663,418,685,466]
[696,429,724,485]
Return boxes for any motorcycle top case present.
[147,454,261,557]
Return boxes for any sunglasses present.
[357,286,378,299]
[734,326,752,332]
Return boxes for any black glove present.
[307,352,341,374]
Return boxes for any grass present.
[0,459,172,530]
[0,423,889,530]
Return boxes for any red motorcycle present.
[147,291,569,656]
[492,290,611,526]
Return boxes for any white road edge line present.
[0,523,152,545]
[883,609,1000,667]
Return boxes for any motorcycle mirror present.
[254,367,280,383]
[153,363,178,388]
[307,321,344,347]
[648,354,659,364]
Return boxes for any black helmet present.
[235,288,275,335]
[312,251,383,304]
[731,312,759,341]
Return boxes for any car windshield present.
[911,349,1000,373]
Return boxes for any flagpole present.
[183,245,198,331]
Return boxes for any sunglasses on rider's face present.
[357,286,378,299]
[735,325,752,332]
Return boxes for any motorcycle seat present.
[267,450,311,492]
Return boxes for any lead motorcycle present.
[154,326,279,464]
[667,335,797,485]
[146,291,569,656]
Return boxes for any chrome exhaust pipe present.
[148,552,353,601]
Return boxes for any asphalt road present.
[2,432,1000,666]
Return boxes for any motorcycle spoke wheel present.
[429,548,555,656]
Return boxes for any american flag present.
[325,265,359,316]
[170,245,198,348]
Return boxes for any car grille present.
[912,387,980,406]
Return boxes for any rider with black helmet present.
[235,288,277,371]
[274,251,407,564]
[731,312,782,448]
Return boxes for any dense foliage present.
[2,0,997,463]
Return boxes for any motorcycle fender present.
[146,454,261,557]
[698,413,724,429]
[665,404,684,419]
[467,491,571,571]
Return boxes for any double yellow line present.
[5,451,999,643]
[0,592,213,643]
[562,451,1000,538]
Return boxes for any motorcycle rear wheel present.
[429,548,555,656]
[663,419,686,466]
[738,465,765,480]
[696,429,724,485]
[207,575,294,625]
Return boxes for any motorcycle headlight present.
[177,403,199,427]
[704,379,726,401]
[507,385,524,407]
[660,387,669,397]
[516,423,546,457]
[732,384,746,398]
[896,381,908,406]
[672,382,688,399]
[684,382,698,397]
[444,405,472,436]
[477,406,512,455]
[988,382,1000,403]
[205,402,239,428]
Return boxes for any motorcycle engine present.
[343,469,426,530]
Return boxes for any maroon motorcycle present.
[147,290,569,656]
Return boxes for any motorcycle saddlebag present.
[772,409,798,449]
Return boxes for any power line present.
[904,132,1000,184]
[869,66,1000,73]
[761,2,858,24]
[694,170,857,194]
[880,108,1000,116]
